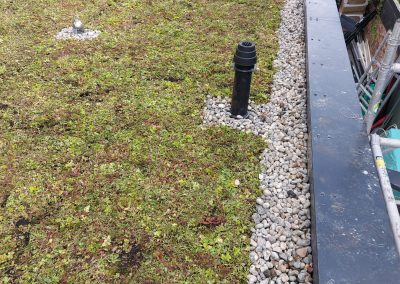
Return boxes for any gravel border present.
[55,27,101,40]
[202,0,311,283]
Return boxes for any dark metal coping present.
[305,1,400,283]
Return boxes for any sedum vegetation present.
[0,0,282,283]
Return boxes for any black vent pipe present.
[230,41,257,118]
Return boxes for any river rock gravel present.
[202,0,311,283]
[55,27,101,40]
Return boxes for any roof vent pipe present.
[72,17,85,34]
[230,41,257,119]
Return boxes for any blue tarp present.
[384,129,400,172]
[383,129,400,200]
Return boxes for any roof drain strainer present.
[230,41,257,119]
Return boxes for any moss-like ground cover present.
[0,0,282,283]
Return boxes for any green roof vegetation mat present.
[0,0,282,283]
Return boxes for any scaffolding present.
[362,20,400,133]
[370,134,400,255]
[357,20,400,256]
